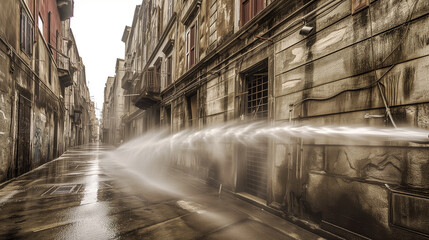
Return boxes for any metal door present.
[245,71,268,199]
[16,95,31,176]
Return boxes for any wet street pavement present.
[0,143,324,240]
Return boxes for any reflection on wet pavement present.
[0,143,324,240]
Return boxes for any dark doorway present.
[103,129,109,144]
[187,93,198,127]
[16,95,32,176]
[244,63,269,199]
[53,112,58,158]
[165,105,171,131]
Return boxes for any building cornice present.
[171,0,285,93]
[142,13,177,73]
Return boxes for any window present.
[240,0,265,26]
[187,93,197,127]
[166,56,172,86]
[186,22,197,70]
[48,12,52,44]
[38,14,44,38]
[146,67,155,91]
[155,61,162,90]
[20,8,33,56]
[56,30,60,63]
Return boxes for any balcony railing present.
[132,69,161,110]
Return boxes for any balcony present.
[121,71,139,90]
[132,69,161,110]
[57,0,74,21]
[57,56,73,87]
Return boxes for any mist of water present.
[100,122,428,196]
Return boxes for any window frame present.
[240,0,265,26]
[20,8,33,56]
[38,13,44,39]
[154,59,162,88]
[146,67,155,91]
[185,19,198,70]
[166,55,172,86]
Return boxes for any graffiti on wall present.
[33,113,46,163]
[0,94,7,135]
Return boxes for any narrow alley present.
[0,144,324,240]
[2,0,429,239]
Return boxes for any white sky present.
[71,0,142,118]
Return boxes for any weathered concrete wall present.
[268,0,429,239]
[163,0,429,239]
[0,42,14,181]
[0,0,86,183]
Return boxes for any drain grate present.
[52,185,75,195]
[41,184,82,196]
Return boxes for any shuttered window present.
[186,22,197,70]
[166,56,172,86]
[240,0,265,26]
[20,8,33,56]
[155,60,162,89]
[146,67,154,90]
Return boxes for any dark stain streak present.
[403,67,415,99]
[302,0,317,118]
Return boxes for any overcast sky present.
[71,0,142,118]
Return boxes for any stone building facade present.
[101,59,126,146]
[113,0,429,239]
[0,0,95,182]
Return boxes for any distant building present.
[111,0,429,239]
[0,0,95,182]
[101,59,126,146]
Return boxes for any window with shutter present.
[20,9,25,50]
[240,0,265,26]
[186,21,197,70]
[166,56,172,86]
[155,60,162,91]
[20,8,33,56]
[146,67,155,91]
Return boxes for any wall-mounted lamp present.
[299,25,314,36]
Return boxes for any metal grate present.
[245,70,268,199]
[246,144,268,199]
[41,184,81,196]
[247,73,268,119]
[52,185,76,195]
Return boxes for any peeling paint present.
[0,110,6,120]
[282,79,301,90]
[313,28,346,53]
[290,47,306,64]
